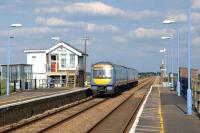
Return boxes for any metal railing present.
[11,79,69,91]
[38,79,68,88]
[192,79,200,113]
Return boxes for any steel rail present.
[0,96,94,133]
[87,78,154,133]
[37,78,151,133]
[123,81,153,133]
[0,77,152,133]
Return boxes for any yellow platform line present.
[158,88,165,133]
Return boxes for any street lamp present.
[187,8,192,115]
[161,36,172,39]
[163,20,176,24]
[49,37,60,72]
[162,19,181,96]
[47,37,60,89]
[51,37,60,40]
[161,36,174,89]
[163,9,192,115]
[6,23,22,96]
[82,34,89,87]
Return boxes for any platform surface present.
[161,87,200,133]
[131,79,200,133]
[0,87,86,106]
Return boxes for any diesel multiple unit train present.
[90,62,138,95]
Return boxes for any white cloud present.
[192,37,200,46]
[35,7,61,14]
[192,0,200,9]
[166,12,200,24]
[22,27,53,34]
[35,16,119,33]
[8,27,53,36]
[0,27,53,38]
[35,16,85,27]
[191,12,200,23]
[166,14,187,23]
[126,10,159,20]
[64,1,160,20]
[129,27,176,39]
[85,23,119,33]
[112,36,128,43]
[0,47,6,54]
[64,1,123,16]
[36,16,68,26]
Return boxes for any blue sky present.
[0,0,199,72]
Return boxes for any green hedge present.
[0,80,6,95]
[0,80,14,95]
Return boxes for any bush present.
[0,80,6,95]
[0,80,14,95]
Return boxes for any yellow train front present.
[90,62,138,96]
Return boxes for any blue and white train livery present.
[90,62,138,96]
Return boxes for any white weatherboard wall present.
[51,46,79,70]
[26,51,47,80]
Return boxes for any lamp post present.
[161,36,174,89]
[82,34,89,87]
[47,37,60,89]
[187,8,192,115]
[163,9,192,114]
[163,19,180,95]
[6,24,22,96]
[49,37,60,72]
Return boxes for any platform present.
[0,87,84,106]
[161,87,200,133]
[0,87,91,127]
[130,80,200,133]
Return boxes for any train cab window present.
[93,67,112,79]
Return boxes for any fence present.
[37,79,68,88]
[0,77,79,95]
[192,79,200,113]
[12,79,70,90]
[180,78,200,113]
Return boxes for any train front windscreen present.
[93,67,112,79]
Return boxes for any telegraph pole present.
[82,33,89,87]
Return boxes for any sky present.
[0,0,199,73]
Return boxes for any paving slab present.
[161,87,200,133]
[130,77,200,133]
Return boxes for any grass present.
[0,80,14,95]
[85,75,91,88]
[0,80,6,95]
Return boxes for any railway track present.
[88,78,154,133]
[0,77,154,133]
[0,97,108,133]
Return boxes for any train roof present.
[92,61,137,71]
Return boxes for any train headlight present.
[107,86,113,90]
[91,86,97,90]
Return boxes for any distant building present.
[24,41,87,87]
[180,67,198,80]
[160,59,166,78]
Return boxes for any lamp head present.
[10,24,22,27]
[161,36,172,39]
[51,37,60,40]
[162,19,176,24]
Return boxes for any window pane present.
[70,54,75,68]
[61,54,67,68]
